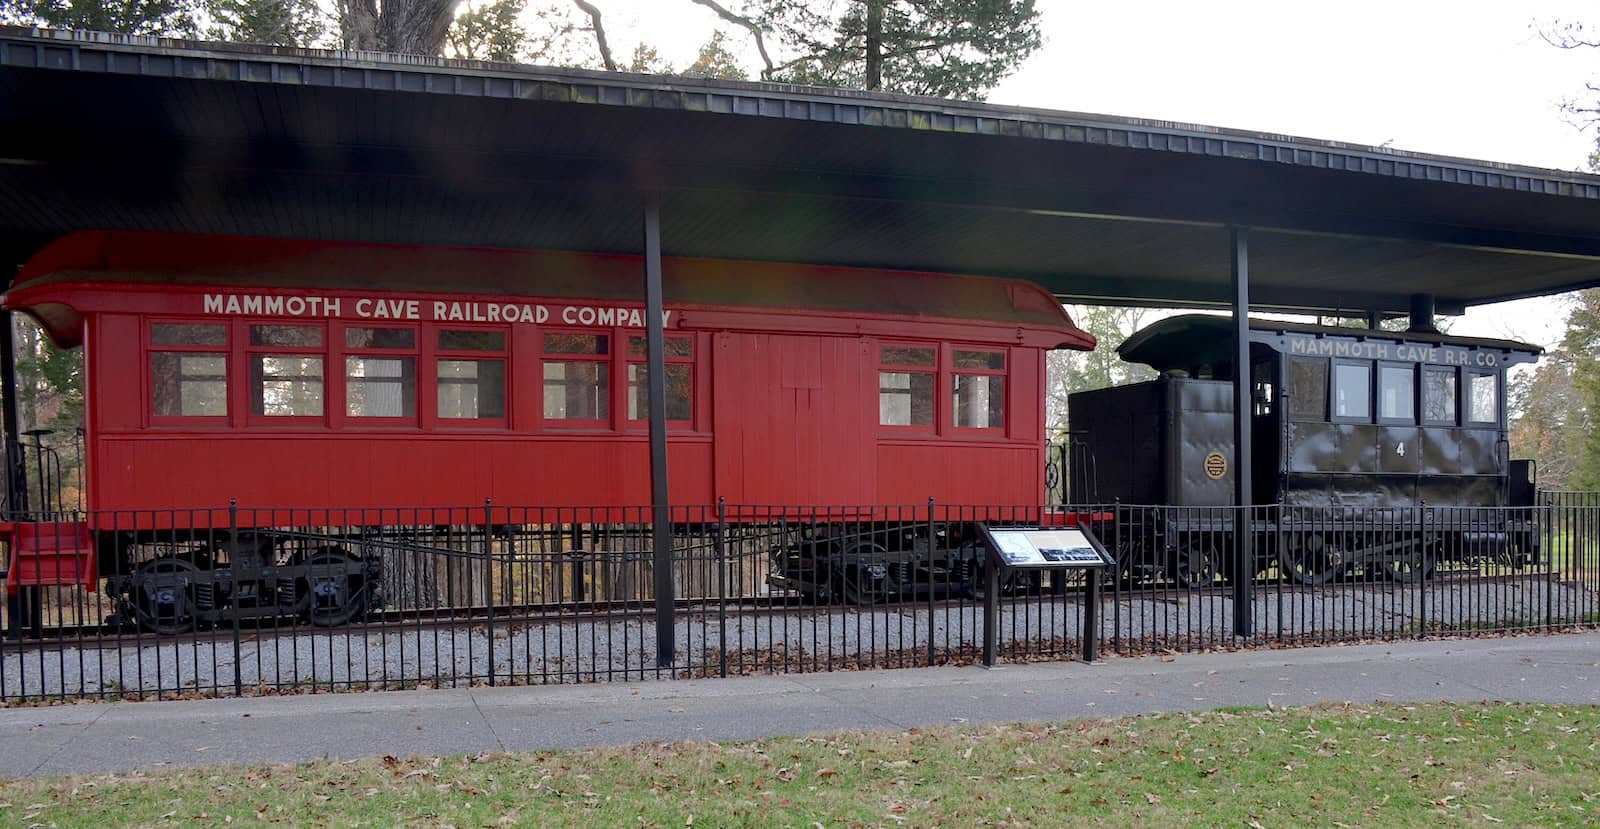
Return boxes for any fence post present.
[927,497,937,667]
[483,498,496,687]
[716,497,727,679]
[1081,564,1100,663]
[229,499,243,696]
[1417,501,1428,639]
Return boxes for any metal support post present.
[644,197,675,667]
[1230,227,1254,638]
[1080,566,1100,663]
[0,305,28,517]
[982,560,999,667]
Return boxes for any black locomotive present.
[1068,315,1542,585]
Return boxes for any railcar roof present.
[1118,313,1543,371]
[4,29,1600,316]
[3,230,1091,349]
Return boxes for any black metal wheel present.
[1169,537,1218,589]
[836,540,890,606]
[1278,533,1341,586]
[1383,542,1437,584]
[298,547,369,627]
[129,557,201,635]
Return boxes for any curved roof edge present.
[5,230,1094,350]
[1119,313,1543,372]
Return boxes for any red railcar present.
[1,231,1093,626]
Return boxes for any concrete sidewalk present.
[2,632,1596,779]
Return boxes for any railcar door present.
[1249,349,1282,504]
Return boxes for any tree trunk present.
[864,0,883,90]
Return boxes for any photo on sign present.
[1027,530,1101,564]
[989,531,1045,565]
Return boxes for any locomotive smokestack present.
[1408,293,1438,334]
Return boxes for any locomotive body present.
[1069,315,1542,584]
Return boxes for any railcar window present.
[1467,372,1498,424]
[250,325,323,347]
[1378,365,1415,422]
[251,355,325,416]
[346,357,416,417]
[879,344,935,427]
[151,353,227,417]
[952,349,1005,429]
[1252,361,1275,416]
[438,329,507,351]
[1333,362,1371,420]
[543,333,609,421]
[1423,367,1457,425]
[1286,358,1327,421]
[151,323,226,346]
[346,327,416,349]
[438,359,507,419]
[626,336,693,423]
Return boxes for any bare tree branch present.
[687,0,776,79]
[570,0,615,70]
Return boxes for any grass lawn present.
[1,701,1596,827]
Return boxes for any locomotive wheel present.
[130,557,201,635]
[297,548,370,627]
[837,540,890,606]
[1383,543,1437,584]
[1278,534,1341,586]
[1169,539,1218,589]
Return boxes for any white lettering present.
[204,294,224,314]
[356,298,373,317]
[285,296,306,316]
[263,296,283,315]
[562,307,577,324]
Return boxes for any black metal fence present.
[1,498,1597,702]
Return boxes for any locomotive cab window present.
[150,322,229,419]
[1423,367,1458,425]
[1332,361,1371,421]
[543,333,609,423]
[879,345,935,428]
[952,349,1005,430]
[437,328,507,422]
[1467,370,1498,424]
[1286,357,1327,421]
[1378,364,1415,423]
[248,324,325,418]
[627,336,693,424]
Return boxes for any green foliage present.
[683,29,746,80]
[1559,289,1600,490]
[624,41,672,73]
[754,0,1042,98]
[1046,305,1158,436]
[4,0,199,35]
[445,0,529,61]
[205,0,326,46]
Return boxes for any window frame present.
[877,341,939,434]
[1329,358,1374,424]
[244,321,327,426]
[540,329,612,429]
[1421,365,1459,426]
[340,323,420,426]
[1375,361,1417,425]
[624,334,696,429]
[1465,369,1500,426]
[948,346,1007,433]
[1285,356,1329,422]
[433,324,510,428]
[146,319,232,427]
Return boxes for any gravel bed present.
[3,577,1596,700]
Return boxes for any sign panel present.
[979,526,1113,569]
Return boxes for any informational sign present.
[979,526,1113,569]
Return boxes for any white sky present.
[575,0,1600,349]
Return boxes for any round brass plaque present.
[1203,451,1228,480]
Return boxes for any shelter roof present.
[4,27,1600,315]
